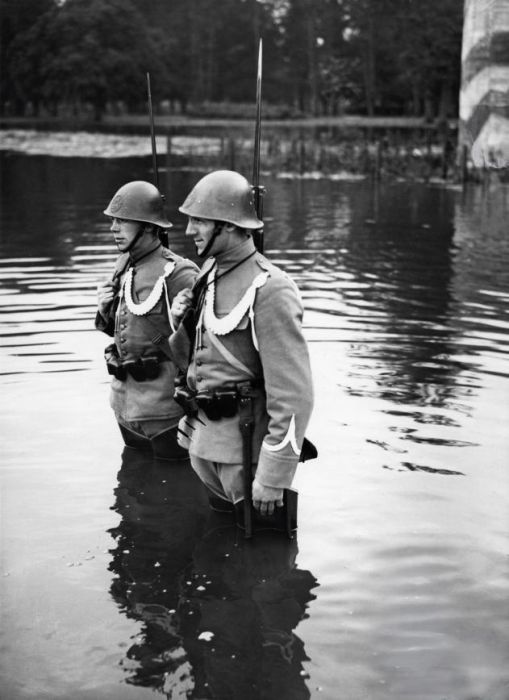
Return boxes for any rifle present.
[146,72,168,246]
[252,39,265,254]
[235,39,263,540]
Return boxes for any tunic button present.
[197,376,203,382]
[196,360,202,366]
[121,338,126,343]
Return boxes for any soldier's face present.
[110,217,142,252]
[185,216,216,255]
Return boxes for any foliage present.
[0,0,56,111]
[1,0,465,120]
[5,0,164,119]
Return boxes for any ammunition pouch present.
[196,387,238,421]
[173,380,262,421]
[105,344,127,380]
[104,344,167,382]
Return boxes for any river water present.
[0,140,508,700]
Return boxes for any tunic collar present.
[130,243,162,267]
[213,237,256,272]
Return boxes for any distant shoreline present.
[0,119,465,183]
[0,114,456,136]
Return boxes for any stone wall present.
[459,0,509,168]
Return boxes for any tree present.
[340,0,463,117]
[392,0,463,119]
[2,0,464,119]
[0,0,56,114]
[7,0,164,120]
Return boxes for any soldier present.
[96,180,199,459]
[170,170,314,524]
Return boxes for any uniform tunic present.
[96,246,198,424]
[174,237,314,490]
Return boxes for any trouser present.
[189,454,298,537]
[189,456,253,504]
[116,416,188,461]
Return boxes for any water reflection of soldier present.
[96,181,199,458]
[182,526,318,700]
[108,447,209,693]
[109,447,318,698]
[169,171,315,522]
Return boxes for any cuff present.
[255,447,299,489]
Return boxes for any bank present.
[0,114,473,183]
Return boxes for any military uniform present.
[173,237,314,499]
[96,245,199,439]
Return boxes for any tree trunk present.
[363,11,376,116]
[306,0,318,115]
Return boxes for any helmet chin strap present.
[198,221,224,258]
[121,223,146,255]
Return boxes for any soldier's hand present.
[252,478,284,517]
[171,288,194,326]
[97,280,117,315]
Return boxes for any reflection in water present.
[109,448,318,698]
[270,180,509,474]
[305,181,465,406]
[108,448,209,693]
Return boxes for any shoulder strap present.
[205,326,256,379]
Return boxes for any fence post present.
[375,139,382,179]
[228,137,236,170]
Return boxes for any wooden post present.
[228,137,236,170]
[166,135,172,174]
[375,139,382,179]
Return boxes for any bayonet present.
[147,72,168,246]
[146,72,159,191]
[252,39,265,253]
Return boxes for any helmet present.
[179,170,263,230]
[104,181,172,229]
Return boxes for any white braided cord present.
[203,270,269,336]
[123,261,176,316]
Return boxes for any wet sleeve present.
[254,274,314,488]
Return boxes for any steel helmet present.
[179,170,263,229]
[104,181,172,229]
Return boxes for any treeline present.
[1,0,463,122]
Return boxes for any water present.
[1,144,508,700]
